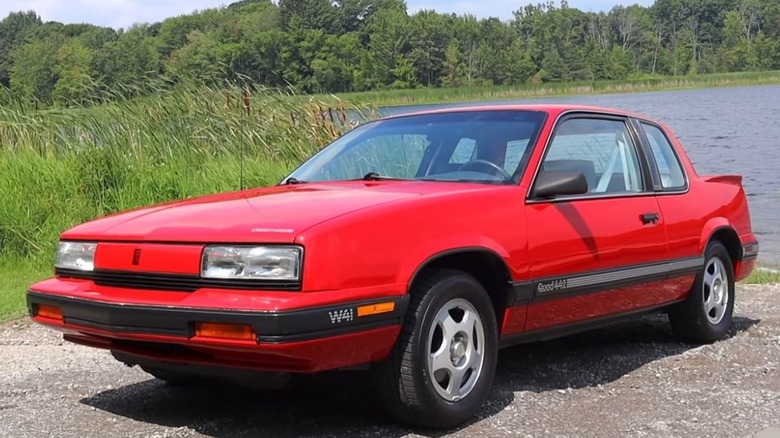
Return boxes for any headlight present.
[201,246,302,281]
[55,241,97,271]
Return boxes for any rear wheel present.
[669,241,735,343]
[374,269,498,429]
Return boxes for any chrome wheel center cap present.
[450,340,466,364]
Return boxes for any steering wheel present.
[458,159,511,179]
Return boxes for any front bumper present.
[27,288,408,373]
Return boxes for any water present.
[381,85,780,265]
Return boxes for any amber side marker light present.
[357,302,395,317]
[194,322,256,341]
[36,305,63,321]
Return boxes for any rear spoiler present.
[701,175,743,186]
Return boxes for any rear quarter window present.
[641,123,686,190]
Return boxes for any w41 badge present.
[328,308,354,324]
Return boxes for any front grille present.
[56,268,301,292]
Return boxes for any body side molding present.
[507,256,703,305]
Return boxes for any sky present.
[0,0,655,30]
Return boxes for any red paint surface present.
[502,306,528,335]
[95,243,202,274]
[525,276,694,331]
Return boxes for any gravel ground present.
[1,284,779,438]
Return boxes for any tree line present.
[1,0,779,107]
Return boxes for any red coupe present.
[28,105,758,428]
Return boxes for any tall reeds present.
[0,83,373,260]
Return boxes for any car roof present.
[380,104,653,122]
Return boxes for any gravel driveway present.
[2,284,779,438]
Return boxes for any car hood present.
[62,182,450,243]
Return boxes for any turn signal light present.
[36,305,63,321]
[194,322,255,341]
[357,302,395,317]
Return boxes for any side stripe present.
[508,256,704,306]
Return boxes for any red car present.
[28,105,758,428]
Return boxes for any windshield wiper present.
[362,172,403,181]
[283,177,306,185]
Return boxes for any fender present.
[396,234,520,287]
[699,215,748,264]
[699,218,737,254]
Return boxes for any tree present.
[2,0,780,107]
[279,0,338,32]
[503,39,537,85]
[363,8,410,88]
[247,30,288,87]
[156,13,211,58]
[540,48,570,82]
[166,31,223,84]
[0,11,42,87]
[390,55,417,89]
[53,40,96,105]
[442,39,464,87]
[407,10,450,86]
[10,39,61,104]
[93,26,159,96]
[310,33,363,92]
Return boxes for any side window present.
[542,118,644,194]
[449,138,476,164]
[641,123,686,190]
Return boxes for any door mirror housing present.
[532,171,589,199]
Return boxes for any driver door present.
[524,115,673,332]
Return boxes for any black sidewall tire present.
[414,275,498,424]
[375,270,498,429]
[670,241,735,343]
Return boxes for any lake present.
[382,85,780,265]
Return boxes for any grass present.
[319,70,780,108]
[741,266,780,285]
[0,83,369,262]
[0,259,49,323]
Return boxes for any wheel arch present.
[407,247,514,329]
[703,224,742,269]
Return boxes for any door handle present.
[641,212,660,225]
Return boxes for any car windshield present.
[285,110,547,184]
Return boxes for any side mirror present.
[531,171,589,199]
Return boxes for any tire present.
[374,269,498,429]
[669,241,735,343]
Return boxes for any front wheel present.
[669,241,735,343]
[374,269,498,429]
